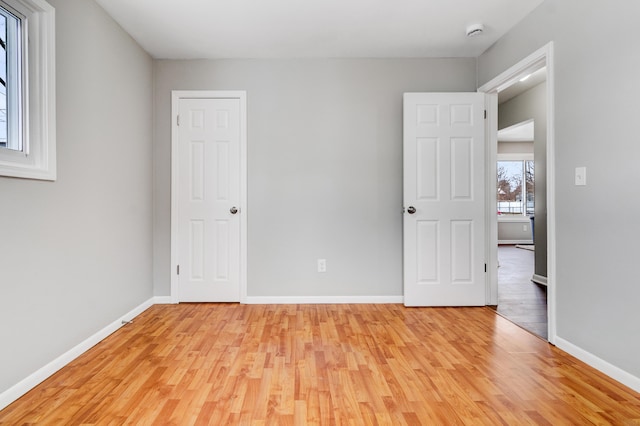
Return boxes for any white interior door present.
[403,93,485,306]
[175,97,242,302]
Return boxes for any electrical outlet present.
[523,225,528,232]
[317,259,327,273]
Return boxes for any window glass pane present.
[0,5,20,152]
[497,161,524,215]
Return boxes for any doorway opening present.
[496,68,547,339]
[479,42,556,343]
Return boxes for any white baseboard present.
[152,296,175,304]
[0,297,155,411]
[532,274,547,286]
[555,337,640,393]
[244,295,404,304]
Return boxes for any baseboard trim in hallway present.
[244,295,404,304]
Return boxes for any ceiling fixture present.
[466,23,484,37]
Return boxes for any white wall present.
[479,0,640,380]
[0,0,153,394]
[153,59,476,298]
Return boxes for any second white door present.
[175,97,242,302]
[403,92,486,307]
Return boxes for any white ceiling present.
[498,66,547,104]
[95,0,544,59]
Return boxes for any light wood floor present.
[1,304,639,425]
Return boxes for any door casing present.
[170,90,248,304]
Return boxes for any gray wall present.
[498,220,532,243]
[479,0,640,378]
[153,59,476,298]
[498,141,533,155]
[498,82,547,277]
[0,0,153,394]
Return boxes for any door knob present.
[407,206,416,214]
[230,206,238,214]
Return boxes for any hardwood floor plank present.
[2,304,640,425]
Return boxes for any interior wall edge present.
[0,298,157,412]
[555,336,640,394]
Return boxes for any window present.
[497,160,534,216]
[0,0,55,180]
[0,5,22,151]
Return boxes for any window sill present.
[497,216,531,223]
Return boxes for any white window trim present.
[0,0,55,180]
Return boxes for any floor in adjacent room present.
[496,244,548,340]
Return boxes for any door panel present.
[404,93,485,307]
[177,98,241,302]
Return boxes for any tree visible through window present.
[497,160,534,216]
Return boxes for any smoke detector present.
[466,24,484,37]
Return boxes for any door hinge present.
[484,263,487,273]
[177,115,180,126]
[177,265,180,275]
[484,110,487,119]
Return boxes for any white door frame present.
[478,42,556,344]
[170,90,248,304]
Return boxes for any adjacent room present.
[1,0,640,423]
[494,65,549,339]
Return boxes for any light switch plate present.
[317,259,327,273]
[575,167,587,186]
